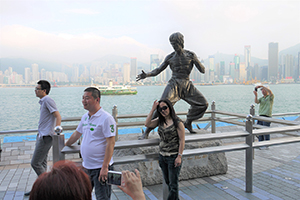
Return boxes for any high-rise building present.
[208,55,215,82]
[244,46,251,67]
[268,42,279,80]
[229,62,235,79]
[24,68,31,84]
[208,56,214,71]
[123,63,130,83]
[150,54,160,70]
[254,64,260,80]
[261,66,268,81]
[239,62,246,81]
[297,52,300,81]
[234,54,240,80]
[215,63,220,81]
[150,54,161,82]
[41,69,46,80]
[31,63,39,82]
[130,57,137,81]
[71,65,79,82]
[244,45,251,80]
[46,71,53,82]
[283,54,294,78]
[220,61,225,76]
[90,65,96,77]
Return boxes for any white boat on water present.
[93,80,137,95]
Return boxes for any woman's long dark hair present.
[157,99,179,128]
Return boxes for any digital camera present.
[107,171,122,186]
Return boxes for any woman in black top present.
[145,99,185,200]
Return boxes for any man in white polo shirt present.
[66,87,116,200]
[25,80,62,196]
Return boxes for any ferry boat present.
[95,81,137,95]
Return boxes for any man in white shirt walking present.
[25,80,62,196]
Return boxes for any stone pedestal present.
[113,136,227,186]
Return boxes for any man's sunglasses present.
[158,106,168,113]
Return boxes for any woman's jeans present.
[159,154,182,200]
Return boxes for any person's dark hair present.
[169,32,184,48]
[157,99,179,128]
[84,87,101,101]
[29,160,92,200]
[37,80,51,95]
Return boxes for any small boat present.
[96,81,137,95]
[53,80,59,87]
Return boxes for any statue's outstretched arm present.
[136,54,171,82]
[192,52,205,74]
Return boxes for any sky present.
[0,0,299,64]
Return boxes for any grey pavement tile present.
[180,187,201,199]
[192,185,217,199]
[200,185,231,200]
[113,191,130,200]
[1,181,10,187]
[145,184,163,198]
[0,186,8,191]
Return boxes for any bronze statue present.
[136,32,208,139]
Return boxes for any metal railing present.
[51,101,300,195]
[1,101,300,195]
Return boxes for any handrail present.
[55,116,300,195]
[1,101,300,197]
[51,102,300,196]
[1,112,298,136]
[61,130,250,154]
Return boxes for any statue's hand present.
[136,70,147,82]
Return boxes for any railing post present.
[112,105,118,141]
[245,114,253,193]
[250,104,255,159]
[211,101,216,133]
[52,134,65,163]
[250,104,255,124]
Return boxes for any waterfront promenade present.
[1,125,300,200]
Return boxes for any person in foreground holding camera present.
[25,80,62,196]
[66,87,116,200]
[29,160,92,200]
[145,99,185,200]
[118,169,146,200]
[253,85,274,149]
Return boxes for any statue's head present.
[169,32,184,48]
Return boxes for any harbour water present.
[1,84,300,135]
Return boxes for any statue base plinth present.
[114,135,228,186]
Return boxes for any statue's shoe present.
[138,132,149,140]
[184,121,196,134]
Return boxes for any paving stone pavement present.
[1,129,300,199]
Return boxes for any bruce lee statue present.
[136,32,208,139]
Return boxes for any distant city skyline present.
[1,41,299,85]
[1,0,299,64]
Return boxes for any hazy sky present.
[1,0,299,64]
